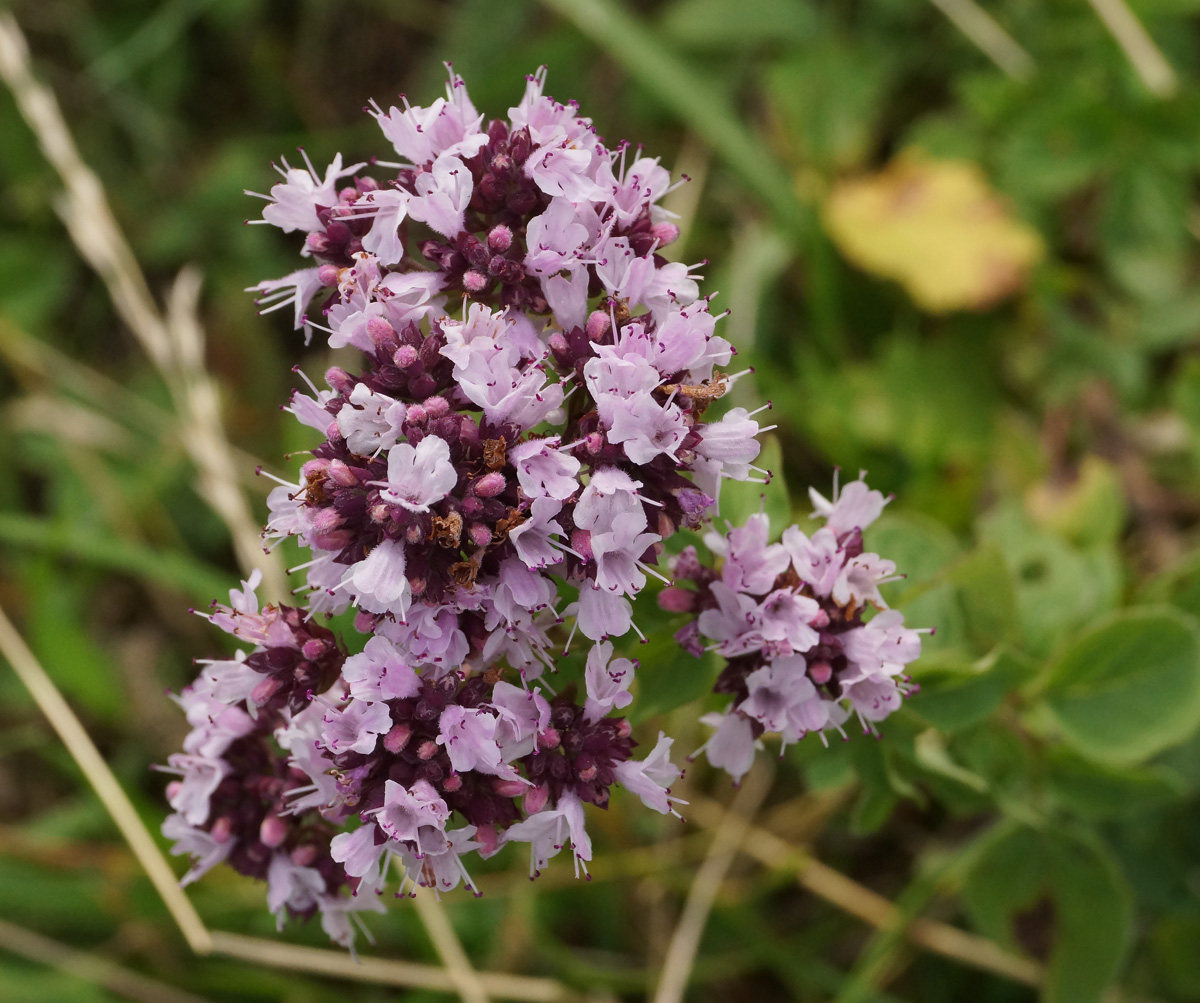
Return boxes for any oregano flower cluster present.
[160,67,923,949]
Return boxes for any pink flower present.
[509,437,582,501]
[370,69,487,166]
[607,393,689,464]
[352,188,411,265]
[505,791,593,878]
[525,139,602,202]
[524,197,589,276]
[345,538,411,619]
[336,383,406,456]
[370,779,451,856]
[509,496,567,570]
[267,853,326,929]
[490,681,551,759]
[809,472,889,535]
[583,641,635,722]
[162,813,233,886]
[697,711,757,785]
[573,583,633,642]
[253,151,363,233]
[408,153,472,238]
[695,407,764,478]
[341,636,421,702]
[251,267,326,330]
[321,699,393,755]
[330,825,387,884]
[163,754,227,825]
[707,513,790,595]
[612,732,684,815]
[379,436,457,512]
[592,511,661,596]
[438,705,523,782]
[574,468,647,535]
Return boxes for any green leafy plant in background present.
[2,1,1200,1002]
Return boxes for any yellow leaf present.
[822,153,1044,313]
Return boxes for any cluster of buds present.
[161,67,922,948]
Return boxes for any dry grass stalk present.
[1087,0,1177,97]
[0,918,214,1003]
[0,12,285,601]
[0,602,215,956]
[925,0,1034,80]
[688,796,1044,988]
[650,763,773,1003]
[413,892,493,1003]
[207,931,573,1001]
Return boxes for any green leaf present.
[1152,914,1200,998]
[962,825,1045,945]
[911,648,1033,732]
[625,625,717,723]
[1143,547,1200,620]
[767,41,895,171]
[979,504,1122,658]
[867,511,963,601]
[1043,832,1133,1003]
[963,827,1133,1003]
[659,0,816,48]
[948,544,1019,651]
[0,512,232,602]
[849,785,897,836]
[1024,456,1127,547]
[1044,747,1186,820]
[1038,607,1200,765]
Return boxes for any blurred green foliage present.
[4,0,1200,1001]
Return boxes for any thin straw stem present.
[0,602,214,956]
[1087,0,1177,97]
[412,892,492,1003]
[0,919,214,1003]
[688,798,1044,989]
[0,12,285,602]
[207,931,573,1002]
[926,0,1035,80]
[650,764,772,1003]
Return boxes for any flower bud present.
[260,814,288,848]
[393,344,419,368]
[383,723,412,753]
[473,472,506,498]
[808,661,833,685]
[423,395,450,418]
[586,310,610,342]
[657,586,696,613]
[487,224,513,251]
[571,528,593,562]
[650,221,680,247]
[493,778,528,797]
[524,784,550,815]
[325,367,356,395]
[366,315,396,347]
